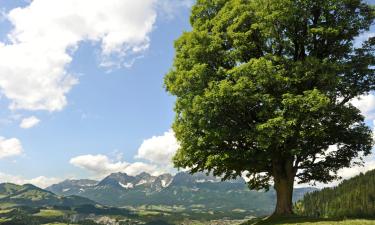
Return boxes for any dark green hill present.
[0,183,96,208]
[296,169,375,218]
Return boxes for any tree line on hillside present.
[296,169,375,218]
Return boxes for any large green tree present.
[165,0,375,215]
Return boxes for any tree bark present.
[273,159,296,216]
[274,175,294,215]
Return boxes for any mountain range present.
[0,172,319,224]
[47,172,317,216]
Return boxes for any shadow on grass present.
[144,220,173,225]
[241,215,375,225]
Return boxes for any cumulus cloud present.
[157,0,194,19]
[25,176,62,188]
[351,94,375,120]
[338,159,375,180]
[0,173,61,188]
[0,0,157,111]
[70,154,128,175]
[123,162,160,176]
[70,130,180,177]
[70,154,160,178]
[0,137,23,159]
[19,116,40,129]
[136,130,179,165]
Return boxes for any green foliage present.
[164,0,375,195]
[297,169,375,218]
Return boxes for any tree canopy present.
[165,0,375,215]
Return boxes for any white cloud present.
[70,154,128,175]
[0,0,157,111]
[25,176,62,189]
[19,116,40,129]
[338,159,375,180]
[0,173,61,188]
[136,130,179,165]
[122,162,160,176]
[157,0,194,19]
[70,130,180,177]
[0,137,23,159]
[70,154,160,178]
[351,94,375,120]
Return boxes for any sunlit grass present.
[0,218,10,223]
[0,209,13,214]
[34,209,65,218]
[242,216,375,225]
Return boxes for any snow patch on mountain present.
[161,179,172,188]
[196,179,219,183]
[119,182,134,189]
[136,179,147,186]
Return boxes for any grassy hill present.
[0,183,96,208]
[0,183,134,225]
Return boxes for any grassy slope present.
[242,217,375,225]
[34,209,66,217]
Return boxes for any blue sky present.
[0,0,192,187]
[0,0,374,188]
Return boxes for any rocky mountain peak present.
[98,172,136,188]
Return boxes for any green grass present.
[0,218,10,223]
[42,223,78,225]
[0,209,13,214]
[241,216,375,225]
[43,223,76,225]
[137,209,164,216]
[33,209,65,218]
[42,224,69,225]
[0,202,17,209]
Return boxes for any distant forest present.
[297,169,375,218]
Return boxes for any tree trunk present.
[274,175,294,215]
[273,159,296,216]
